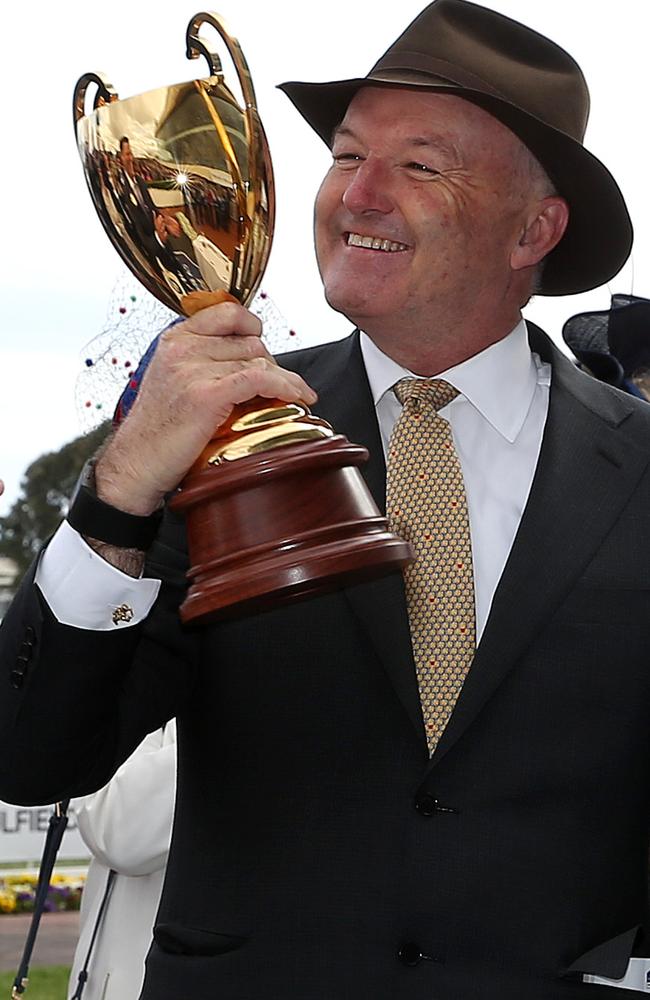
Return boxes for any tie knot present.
[393,377,459,413]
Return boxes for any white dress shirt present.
[36,518,160,630]
[36,320,550,638]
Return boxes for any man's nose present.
[341,158,394,215]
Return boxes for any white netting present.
[75,273,300,431]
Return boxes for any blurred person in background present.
[563,294,650,402]
[68,723,176,1000]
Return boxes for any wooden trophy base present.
[169,434,412,624]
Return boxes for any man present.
[116,137,199,296]
[115,137,165,250]
[1,2,648,998]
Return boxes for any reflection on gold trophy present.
[73,12,412,623]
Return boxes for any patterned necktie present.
[386,378,476,755]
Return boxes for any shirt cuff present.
[35,519,161,630]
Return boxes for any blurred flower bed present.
[0,872,85,914]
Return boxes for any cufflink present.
[112,604,134,626]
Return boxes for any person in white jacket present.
[68,722,176,1000]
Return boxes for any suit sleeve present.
[0,508,198,806]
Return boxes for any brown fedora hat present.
[279,0,632,296]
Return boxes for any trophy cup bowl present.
[73,12,413,623]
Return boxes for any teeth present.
[347,233,407,252]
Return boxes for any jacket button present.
[398,942,423,966]
[414,792,438,816]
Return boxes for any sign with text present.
[0,800,89,864]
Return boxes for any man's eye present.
[406,162,439,174]
[333,153,362,165]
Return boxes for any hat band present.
[371,51,507,102]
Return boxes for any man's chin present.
[323,288,376,329]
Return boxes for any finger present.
[204,364,318,408]
[186,358,317,404]
[180,289,236,316]
[160,330,274,367]
[181,301,263,340]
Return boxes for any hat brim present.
[279,78,632,297]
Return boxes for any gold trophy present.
[73,13,412,623]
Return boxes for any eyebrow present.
[330,124,356,146]
[331,124,460,159]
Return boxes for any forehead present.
[337,86,519,154]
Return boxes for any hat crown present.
[370,0,589,141]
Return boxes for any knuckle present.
[217,301,244,325]
[249,355,273,371]
[242,336,268,360]
[157,332,187,366]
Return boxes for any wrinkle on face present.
[314,87,553,368]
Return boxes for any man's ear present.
[511,197,569,272]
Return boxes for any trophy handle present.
[185,11,274,310]
[72,73,118,131]
[185,12,258,110]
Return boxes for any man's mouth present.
[346,233,409,252]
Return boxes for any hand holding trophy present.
[73,12,412,623]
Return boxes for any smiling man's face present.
[314,86,541,359]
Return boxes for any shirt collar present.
[359,319,539,443]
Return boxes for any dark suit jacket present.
[1,326,650,999]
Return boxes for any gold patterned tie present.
[386,378,476,755]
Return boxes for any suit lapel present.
[291,331,386,509]
[430,329,650,767]
[296,333,426,745]
[287,327,650,759]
